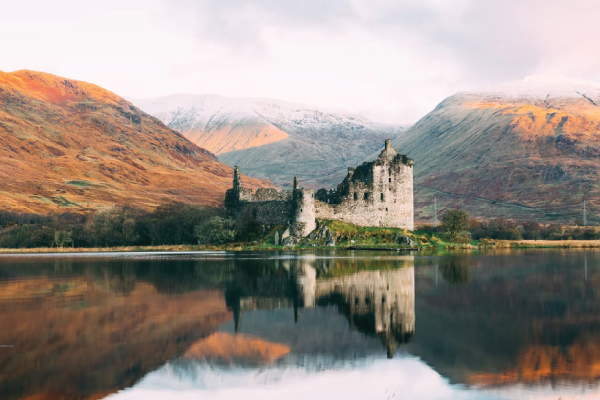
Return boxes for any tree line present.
[435,209,600,241]
[0,202,261,249]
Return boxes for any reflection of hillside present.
[184,332,290,365]
[409,251,600,387]
[0,276,231,400]
[470,340,600,386]
[226,256,415,357]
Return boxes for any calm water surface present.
[1,249,599,399]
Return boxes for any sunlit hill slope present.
[0,70,268,213]
[390,76,600,222]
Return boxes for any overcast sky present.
[2,0,599,124]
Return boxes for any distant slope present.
[127,94,290,155]
[389,76,600,223]
[132,94,409,188]
[0,71,267,213]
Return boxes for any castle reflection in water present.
[226,255,415,358]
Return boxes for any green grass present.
[66,180,91,187]
[29,195,52,204]
[51,196,79,208]
[311,219,477,250]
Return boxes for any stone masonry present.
[225,140,414,237]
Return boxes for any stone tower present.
[291,177,317,237]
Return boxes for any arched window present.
[354,192,358,200]
[364,192,369,200]
[380,193,384,201]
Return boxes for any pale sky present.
[2,0,600,124]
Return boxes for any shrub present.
[441,209,471,241]
[471,218,522,240]
[194,216,236,244]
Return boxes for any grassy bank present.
[3,220,600,254]
[0,219,469,253]
[480,239,600,248]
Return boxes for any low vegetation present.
[0,203,252,249]
[1,205,600,251]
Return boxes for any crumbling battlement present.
[238,187,292,202]
[314,140,414,230]
[226,140,414,237]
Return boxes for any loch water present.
[1,249,599,400]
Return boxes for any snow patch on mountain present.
[129,94,401,135]
[462,75,600,101]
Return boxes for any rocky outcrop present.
[395,234,417,247]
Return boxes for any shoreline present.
[481,239,600,249]
[2,239,600,254]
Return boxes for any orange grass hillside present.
[392,80,600,221]
[0,70,270,213]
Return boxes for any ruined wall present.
[229,167,295,226]
[315,144,414,230]
[239,188,292,202]
[229,139,414,236]
[240,200,293,226]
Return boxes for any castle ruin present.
[226,140,414,236]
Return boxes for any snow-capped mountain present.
[466,75,600,100]
[130,94,409,188]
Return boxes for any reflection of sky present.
[105,355,600,400]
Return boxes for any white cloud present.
[1,0,600,123]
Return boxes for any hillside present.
[389,76,600,223]
[0,71,268,213]
[131,94,408,188]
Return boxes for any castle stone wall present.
[314,141,413,230]
[239,187,292,202]
[242,200,293,226]
[227,140,414,236]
